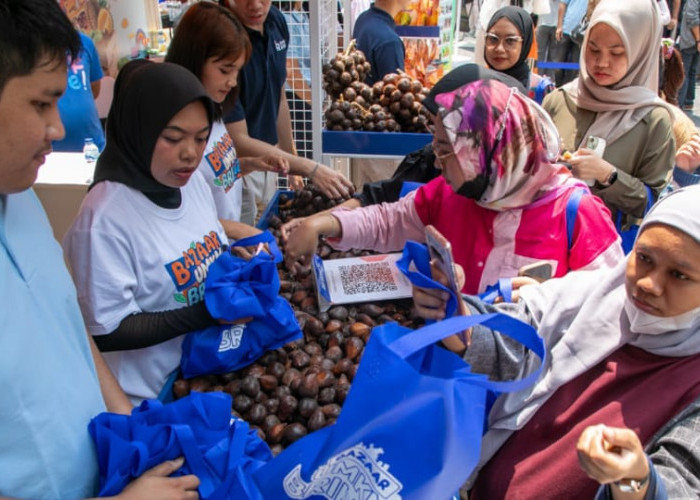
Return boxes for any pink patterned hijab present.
[435,79,574,211]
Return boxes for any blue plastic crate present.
[322,130,432,157]
[256,189,295,230]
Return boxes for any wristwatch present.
[597,167,618,188]
[613,473,650,493]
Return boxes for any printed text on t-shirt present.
[165,231,224,305]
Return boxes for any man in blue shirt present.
[52,31,105,152]
[0,1,198,497]
[353,0,410,85]
[221,0,353,225]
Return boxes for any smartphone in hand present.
[579,136,607,186]
[586,135,607,157]
[424,225,471,347]
[425,225,461,297]
[518,261,554,283]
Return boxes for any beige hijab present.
[563,0,672,145]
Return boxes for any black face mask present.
[456,172,490,200]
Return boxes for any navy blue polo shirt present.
[352,5,405,85]
[225,6,289,145]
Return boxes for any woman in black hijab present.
[483,6,554,103]
[93,60,215,208]
[65,61,229,403]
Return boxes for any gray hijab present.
[474,184,700,476]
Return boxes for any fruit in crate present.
[321,40,371,100]
[172,185,425,455]
[324,71,431,133]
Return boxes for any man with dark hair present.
[220,0,353,225]
[0,1,199,497]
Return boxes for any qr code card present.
[312,253,413,312]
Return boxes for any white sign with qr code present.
[311,253,413,312]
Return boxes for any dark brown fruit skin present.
[233,394,253,414]
[343,87,357,101]
[283,422,308,444]
[172,185,426,453]
[307,408,326,432]
[173,379,190,399]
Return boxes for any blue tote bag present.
[89,391,272,499]
[253,313,545,499]
[180,232,302,378]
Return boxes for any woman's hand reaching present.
[240,155,290,175]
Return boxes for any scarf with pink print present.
[435,79,574,211]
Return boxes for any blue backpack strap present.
[566,188,585,250]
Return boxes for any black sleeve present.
[94,301,217,352]
[356,144,439,206]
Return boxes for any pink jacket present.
[331,177,623,294]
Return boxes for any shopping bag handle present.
[389,313,546,393]
[172,424,217,498]
[395,240,460,317]
[479,278,513,304]
[230,230,282,263]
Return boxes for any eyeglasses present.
[485,33,523,50]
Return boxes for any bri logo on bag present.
[165,231,224,306]
[282,443,402,500]
[218,324,245,352]
[205,134,240,192]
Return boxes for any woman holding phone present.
[284,79,623,295]
[543,0,675,228]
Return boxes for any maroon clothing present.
[471,345,700,499]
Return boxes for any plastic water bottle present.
[83,137,99,164]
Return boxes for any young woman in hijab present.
[483,5,555,104]
[166,2,288,241]
[64,61,228,403]
[543,0,675,234]
[413,185,700,498]
[473,0,550,67]
[284,79,623,294]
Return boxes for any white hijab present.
[475,185,700,476]
[563,0,673,145]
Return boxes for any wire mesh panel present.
[271,0,344,185]
[272,1,337,159]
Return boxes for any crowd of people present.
[2,0,700,498]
